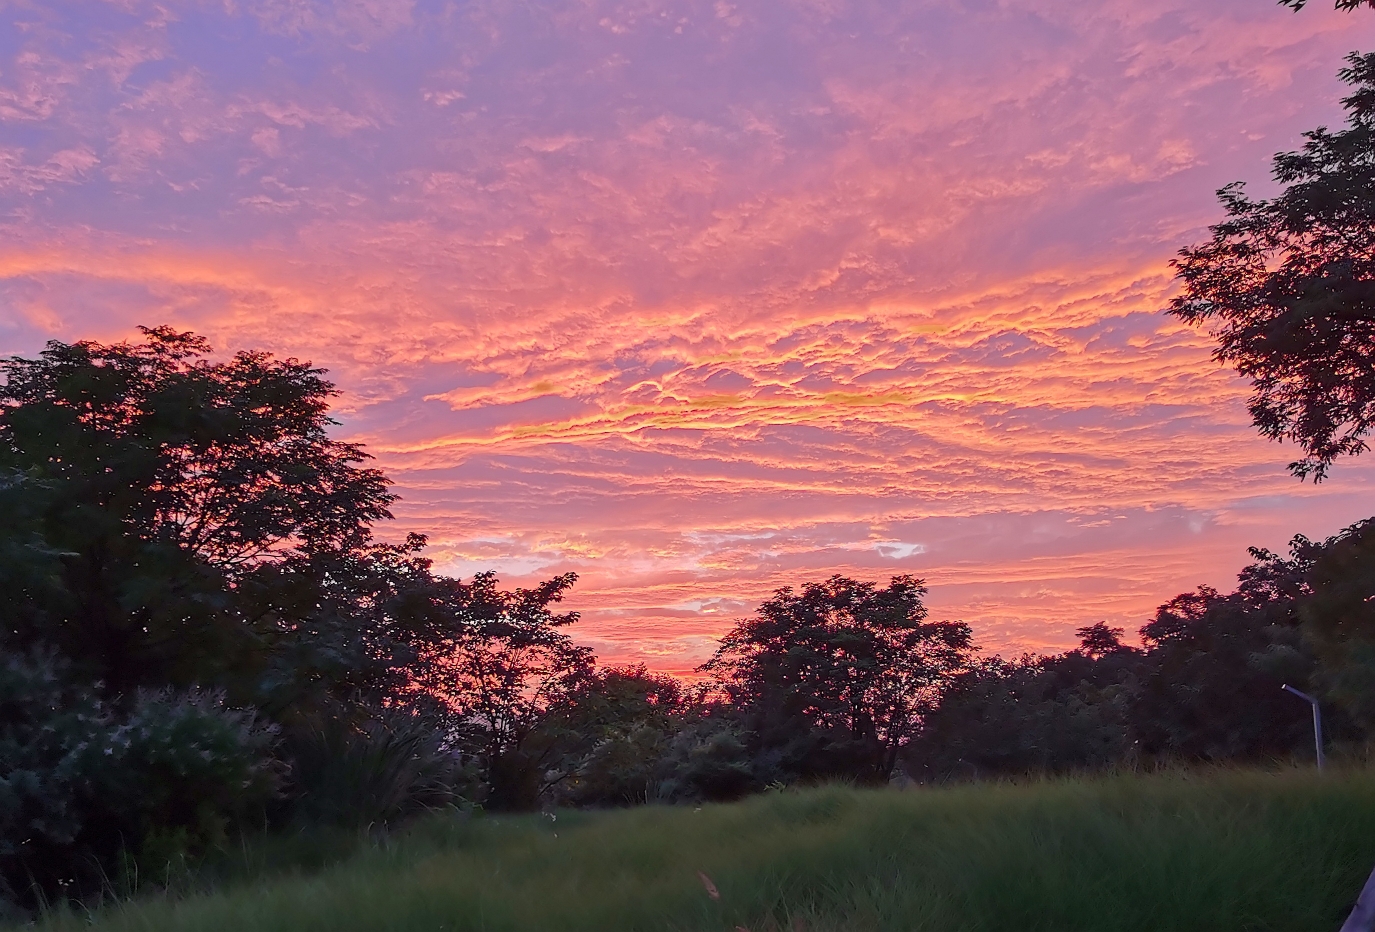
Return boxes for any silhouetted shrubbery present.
[0,650,279,911]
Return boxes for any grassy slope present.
[27,767,1375,932]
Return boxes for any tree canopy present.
[0,327,399,699]
[424,570,591,810]
[702,575,974,783]
[1170,53,1375,480]
[0,329,582,734]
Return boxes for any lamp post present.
[1281,684,1325,772]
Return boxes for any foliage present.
[228,533,473,724]
[558,725,670,806]
[1131,579,1317,762]
[0,472,68,639]
[555,665,694,806]
[423,571,593,810]
[553,671,761,806]
[1300,518,1375,728]
[1170,54,1375,480]
[904,649,1136,781]
[281,709,475,829]
[0,328,396,702]
[0,650,279,913]
[702,575,974,784]
[652,717,757,802]
[19,770,1375,932]
[0,327,617,845]
[560,665,689,740]
[908,536,1337,781]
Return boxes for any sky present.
[2,0,1375,674]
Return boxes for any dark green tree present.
[554,665,692,806]
[1130,580,1316,762]
[1076,622,1129,660]
[1170,53,1375,479]
[903,648,1136,782]
[0,649,281,912]
[0,326,615,906]
[908,540,1330,781]
[1299,518,1375,728]
[424,571,593,810]
[0,327,396,699]
[701,575,973,784]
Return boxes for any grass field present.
[21,766,1375,932]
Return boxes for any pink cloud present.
[2,0,1374,671]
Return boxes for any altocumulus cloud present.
[1,0,1374,671]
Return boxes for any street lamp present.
[1281,684,1325,772]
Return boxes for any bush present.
[281,710,474,829]
[0,649,280,913]
[562,725,668,807]
[555,718,756,806]
[656,719,756,802]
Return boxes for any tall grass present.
[22,766,1375,932]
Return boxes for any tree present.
[0,326,611,798]
[0,325,623,907]
[554,665,692,806]
[425,571,593,810]
[0,649,281,912]
[1130,582,1316,761]
[903,650,1136,782]
[701,575,973,784]
[229,531,472,720]
[1169,53,1375,479]
[1075,622,1128,660]
[908,540,1333,782]
[1299,518,1375,728]
[0,328,396,698]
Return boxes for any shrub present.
[562,725,668,807]
[281,710,474,829]
[0,649,104,910]
[0,649,280,913]
[656,719,756,802]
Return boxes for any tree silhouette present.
[1170,54,1375,480]
[0,327,396,697]
[426,571,592,809]
[702,575,972,784]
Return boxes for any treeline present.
[914,532,1375,778]
[5,329,1375,917]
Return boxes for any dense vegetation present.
[21,769,1375,932]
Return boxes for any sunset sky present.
[3,0,1375,673]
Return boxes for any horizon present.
[4,0,1375,675]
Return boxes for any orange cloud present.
[3,0,1374,672]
